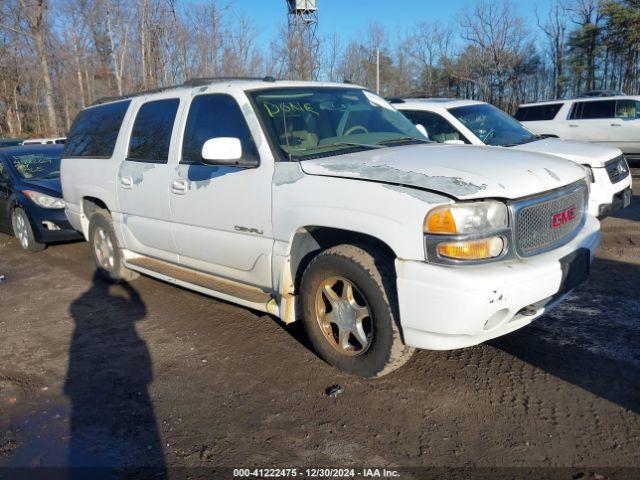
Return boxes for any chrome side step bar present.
[124,254,278,314]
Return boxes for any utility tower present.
[286,0,319,80]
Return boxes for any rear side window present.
[514,104,562,121]
[181,94,258,164]
[569,100,616,120]
[128,99,180,163]
[63,100,130,158]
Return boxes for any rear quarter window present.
[63,100,131,158]
[514,104,562,121]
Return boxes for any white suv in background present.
[22,137,67,145]
[394,98,632,218]
[515,96,640,164]
[61,79,600,377]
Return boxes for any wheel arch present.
[278,226,398,324]
[80,196,110,237]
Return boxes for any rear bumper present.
[395,215,601,350]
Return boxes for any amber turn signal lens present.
[426,208,457,234]
[437,237,504,260]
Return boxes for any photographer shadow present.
[64,272,165,478]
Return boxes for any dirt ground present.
[1,176,639,479]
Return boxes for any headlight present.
[424,200,509,263]
[424,201,508,235]
[23,190,65,209]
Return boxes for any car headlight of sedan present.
[23,190,65,209]
[423,201,510,262]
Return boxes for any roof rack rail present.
[92,95,128,105]
[91,83,184,106]
[386,97,405,104]
[91,76,278,106]
[182,76,276,87]
[573,89,626,98]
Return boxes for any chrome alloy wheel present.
[314,276,373,356]
[93,226,115,270]
[14,212,29,249]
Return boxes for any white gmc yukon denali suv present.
[61,79,601,377]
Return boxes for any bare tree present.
[458,0,531,108]
[323,33,341,82]
[1,0,638,137]
[410,22,453,96]
[537,0,569,98]
[1,0,59,134]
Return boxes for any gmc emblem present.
[552,206,577,228]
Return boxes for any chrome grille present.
[605,155,630,184]
[514,182,587,257]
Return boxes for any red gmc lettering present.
[552,206,577,228]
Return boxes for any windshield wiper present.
[376,136,430,145]
[502,136,539,147]
[288,141,385,160]
[330,141,387,149]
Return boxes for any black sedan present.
[0,145,81,252]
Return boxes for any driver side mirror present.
[201,137,259,168]
[414,124,429,139]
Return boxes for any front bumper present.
[590,166,633,218]
[26,205,83,244]
[395,215,601,350]
[597,186,632,219]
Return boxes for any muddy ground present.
[0,176,639,479]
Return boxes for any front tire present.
[88,211,139,283]
[12,207,45,252]
[300,244,414,378]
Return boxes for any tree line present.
[1,0,639,137]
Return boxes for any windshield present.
[7,152,61,180]
[449,104,537,146]
[250,87,427,160]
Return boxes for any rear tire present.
[299,244,414,378]
[11,208,45,252]
[88,211,139,283]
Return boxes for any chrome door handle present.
[611,123,622,127]
[120,176,133,188]
[568,124,579,128]
[171,179,189,195]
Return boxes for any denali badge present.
[552,206,577,228]
[234,225,264,235]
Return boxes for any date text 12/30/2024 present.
[233,468,401,478]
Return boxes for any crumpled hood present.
[300,144,586,200]
[512,138,621,167]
